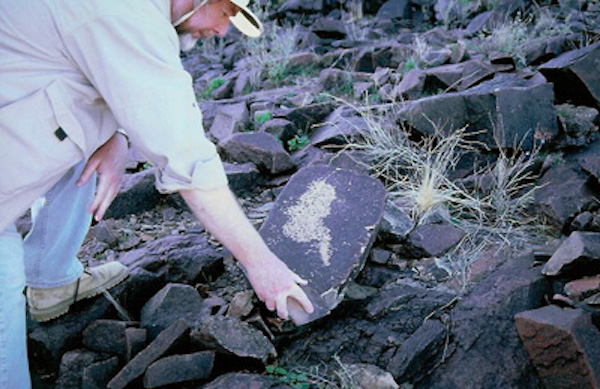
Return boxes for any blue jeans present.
[0,161,94,388]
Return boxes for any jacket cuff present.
[154,153,228,193]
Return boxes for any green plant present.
[198,77,226,99]
[287,134,310,151]
[265,366,311,389]
[255,111,271,125]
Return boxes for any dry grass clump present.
[342,98,543,290]
[473,7,574,66]
[236,4,300,88]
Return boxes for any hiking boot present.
[27,261,129,322]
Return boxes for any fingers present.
[293,273,308,286]
[289,286,314,314]
[89,173,119,221]
[275,293,289,320]
[265,299,275,311]
[265,285,314,320]
[77,158,100,187]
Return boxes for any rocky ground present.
[19,0,600,388]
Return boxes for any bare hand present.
[77,132,129,221]
[243,252,314,320]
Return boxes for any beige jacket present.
[0,0,228,232]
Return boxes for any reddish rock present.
[565,275,600,301]
[515,306,600,389]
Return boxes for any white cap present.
[173,0,263,38]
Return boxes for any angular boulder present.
[407,223,466,257]
[223,162,261,195]
[533,163,597,230]
[515,306,600,389]
[140,283,207,340]
[259,166,386,324]
[396,74,557,150]
[542,231,600,277]
[221,132,295,174]
[82,320,134,357]
[104,169,161,220]
[539,42,600,108]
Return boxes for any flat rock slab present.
[542,231,600,277]
[190,316,276,362]
[565,275,600,301]
[515,306,600,389]
[143,351,215,388]
[539,42,600,108]
[259,166,386,325]
[107,319,189,389]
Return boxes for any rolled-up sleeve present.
[60,13,228,192]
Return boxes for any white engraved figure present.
[283,179,336,266]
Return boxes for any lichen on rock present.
[282,179,336,266]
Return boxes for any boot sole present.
[29,266,129,322]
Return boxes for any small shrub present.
[237,14,300,89]
[287,134,310,152]
[198,77,226,99]
[255,111,271,125]
[265,366,311,389]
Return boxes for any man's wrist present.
[115,129,130,147]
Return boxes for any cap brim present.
[230,5,263,38]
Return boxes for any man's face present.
[177,0,239,45]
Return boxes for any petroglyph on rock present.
[282,179,336,266]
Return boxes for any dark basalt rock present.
[259,166,386,325]
[396,74,557,150]
[143,351,215,388]
[107,319,190,389]
[221,132,296,174]
[539,42,600,109]
[190,316,276,362]
[543,231,600,277]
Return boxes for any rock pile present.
[21,0,600,387]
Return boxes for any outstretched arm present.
[179,187,314,320]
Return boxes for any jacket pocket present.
[0,81,84,196]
